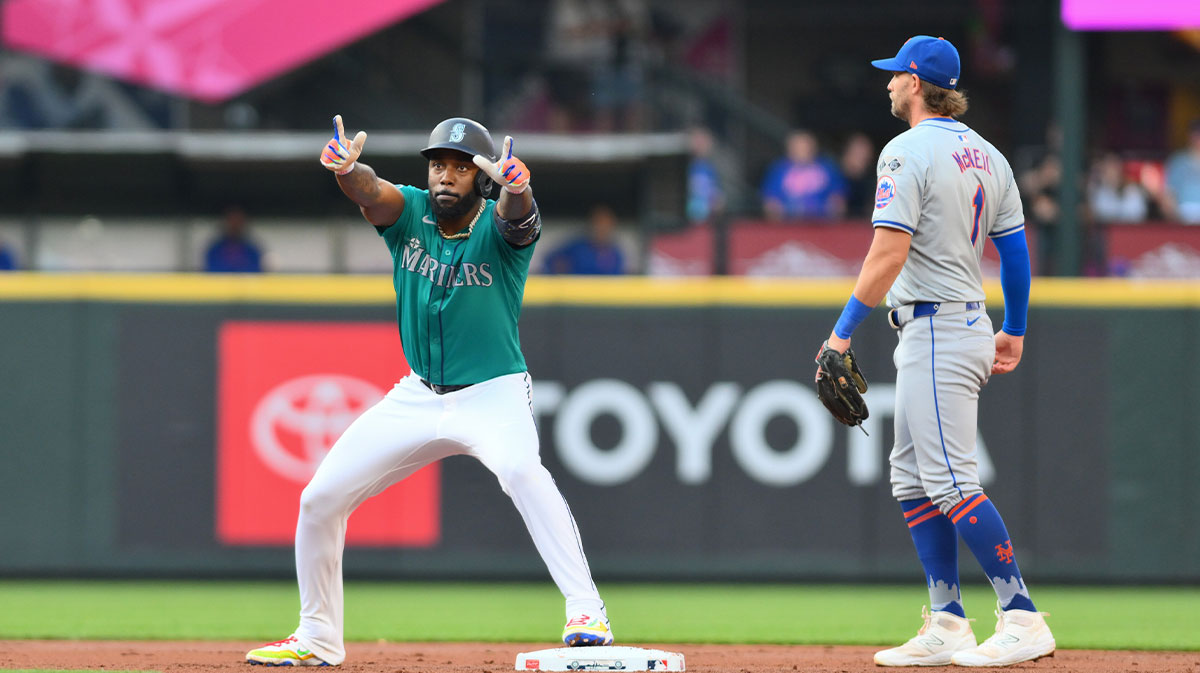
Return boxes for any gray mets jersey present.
[871,116,1025,307]
[878,115,1026,510]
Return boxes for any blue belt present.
[889,301,983,329]
[911,301,980,317]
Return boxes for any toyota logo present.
[250,374,385,482]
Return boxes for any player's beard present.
[431,191,480,220]
[890,92,911,123]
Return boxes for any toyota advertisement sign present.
[102,305,1107,580]
[215,322,440,547]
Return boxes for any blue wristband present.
[833,295,872,339]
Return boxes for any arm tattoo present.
[336,163,381,203]
[493,199,541,247]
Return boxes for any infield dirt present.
[0,640,1196,673]
[2,638,1200,671]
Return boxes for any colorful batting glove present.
[320,114,367,175]
[472,135,530,194]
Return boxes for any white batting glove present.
[472,135,530,194]
[320,115,367,175]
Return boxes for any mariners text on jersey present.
[400,238,495,287]
[379,184,536,385]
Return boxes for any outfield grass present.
[0,580,1196,650]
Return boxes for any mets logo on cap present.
[875,176,897,209]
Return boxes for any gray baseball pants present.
[888,302,994,513]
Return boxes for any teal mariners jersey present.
[378,185,537,385]
[871,117,1025,307]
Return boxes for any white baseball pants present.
[292,371,604,664]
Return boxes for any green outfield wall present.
[0,274,1196,581]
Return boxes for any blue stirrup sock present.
[901,498,964,617]
[947,493,1036,612]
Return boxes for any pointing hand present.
[472,135,530,194]
[320,115,367,175]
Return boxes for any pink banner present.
[1062,0,1200,30]
[2,0,444,102]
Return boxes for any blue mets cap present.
[871,35,960,90]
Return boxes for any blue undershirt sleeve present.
[992,231,1030,336]
[833,295,872,339]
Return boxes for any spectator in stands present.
[1088,153,1148,224]
[204,206,263,273]
[544,0,648,132]
[760,129,846,220]
[1021,150,1061,275]
[0,241,17,270]
[1165,119,1200,224]
[543,204,626,274]
[687,126,724,224]
[839,132,876,218]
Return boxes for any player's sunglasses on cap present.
[871,35,960,90]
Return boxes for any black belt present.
[421,379,473,395]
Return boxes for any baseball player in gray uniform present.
[820,36,1054,667]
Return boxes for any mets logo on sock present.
[995,539,1014,564]
[875,175,897,209]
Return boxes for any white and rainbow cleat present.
[562,613,614,647]
[246,636,331,666]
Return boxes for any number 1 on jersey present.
[971,184,984,245]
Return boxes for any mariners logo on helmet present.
[421,117,499,196]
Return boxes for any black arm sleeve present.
[492,198,541,248]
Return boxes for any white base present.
[515,646,685,671]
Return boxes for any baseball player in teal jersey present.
[246,116,611,667]
[819,37,1055,667]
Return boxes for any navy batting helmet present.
[421,117,498,197]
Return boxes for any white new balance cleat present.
[873,606,976,667]
[951,605,1055,667]
[562,613,614,647]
